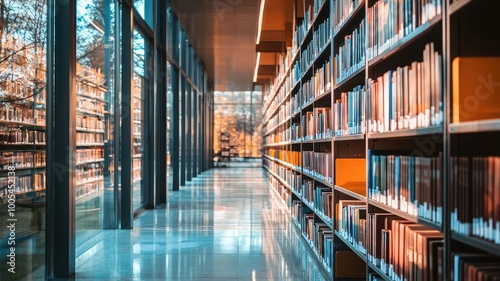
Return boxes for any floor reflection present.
[61,167,329,280]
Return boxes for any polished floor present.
[64,168,328,280]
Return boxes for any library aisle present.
[67,168,327,280]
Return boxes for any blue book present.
[409,156,415,213]
[394,156,400,210]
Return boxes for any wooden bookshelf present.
[261,0,500,280]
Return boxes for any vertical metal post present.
[171,11,180,191]
[156,0,167,204]
[121,2,134,229]
[46,0,76,276]
[186,83,192,182]
[103,0,117,229]
[180,77,186,185]
[172,66,180,190]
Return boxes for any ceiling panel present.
[172,0,294,92]
[172,0,260,91]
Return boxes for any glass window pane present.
[134,0,153,27]
[0,0,47,278]
[133,29,148,211]
[167,62,173,190]
[214,91,263,165]
[75,0,118,245]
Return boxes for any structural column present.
[46,0,76,277]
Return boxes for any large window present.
[214,91,263,162]
[75,0,118,246]
[133,29,148,211]
[0,0,47,279]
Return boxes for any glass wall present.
[132,29,148,211]
[75,0,118,247]
[166,62,173,190]
[0,0,47,279]
[1,1,215,278]
[214,91,263,164]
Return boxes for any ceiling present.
[171,0,294,92]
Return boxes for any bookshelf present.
[75,64,108,203]
[447,1,500,280]
[0,37,47,206]
[262,0,500,280]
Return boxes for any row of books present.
[334,85,367,136]
[267,149,302,167]
[269,174,293,209]
[77,132,104,145]
[76,148,104,165]
[450,156,500,244]
[264,130,287,145]
[76,115,105,132]
[314,60,332,98]
[301,79,316,107]
[335,19,366,84]
[299,20,330,78]
[75,164,103,183]
[303,213,333,269]
[453,253,500,281]
[265,102,291,132]
[264,123,302,144]
[76,64,110,200]
[0,107,46,126]
[313,17,332,58]
[366,43,443,133]
[1,80,45,103]
[313,0,326,16]
[300,41,315,77]
[291,123,301,141]
[333,0,364,33]
[0,151,45,170]
[302,179,333,222]
[369,152,443,224]
[369,215,444,281]
[76,63,106,87]
[302,108,333,140]
[75,178,104,200]
[293,202,334,269]
[269,51,289,97]
[294,4,314,52]
[294,0,328,54]
[315,185,333,223]
[301,60,332,106]
[366,0,442,60]
[76,81,106,101]
[77,96,106,116]
[303,151,333,183]
[0,129,45,144]
[290,94,301,116]
[264,159,289,185]
[0,173,45,196]
[337,200,367,253]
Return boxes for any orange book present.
[335,158,366,193]
[452,57,500,123]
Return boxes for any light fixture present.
[256,0,266,44]
[253,52,261,83]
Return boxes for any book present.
[452,57,500,123]
[367,42,443,132]
[335,158,366,195]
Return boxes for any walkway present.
[72,168,328,280]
